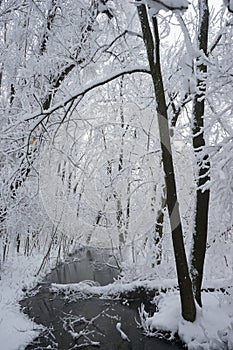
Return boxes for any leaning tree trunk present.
[137,5,196,322]
[190,0,210,307]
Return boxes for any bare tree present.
[190,0,210,307]
[137,3,196,322]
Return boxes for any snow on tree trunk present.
[190,0,210,307]
[137,4,196,322]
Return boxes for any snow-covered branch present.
[19,66,150,130]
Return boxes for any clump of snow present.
[139,290,233,349]
[137,0,189,14]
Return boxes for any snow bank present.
[140,291,233,349]
[0,303,41,350]
[0,254,53,350]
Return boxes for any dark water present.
[21,249,183,350]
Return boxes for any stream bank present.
[21,248,184,350]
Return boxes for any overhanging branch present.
[19,66,150,129]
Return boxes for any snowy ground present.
[0,253,57,350]
[1,252,233,350]
[139,290,233,350]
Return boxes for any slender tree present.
[137,3,196,322]
[190,0,210,307]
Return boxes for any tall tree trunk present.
[154,189,166,265]
[190,0,210,307]
[117,78,127,245]
[137,5,196,322]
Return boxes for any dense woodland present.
[0,0,233,339]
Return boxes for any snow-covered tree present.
[0,0,232,328]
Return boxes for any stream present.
[21,248,184,350]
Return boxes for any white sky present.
[166,0,225,43]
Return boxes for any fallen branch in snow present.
[62,308,111,348]
[116,322,130,342]
[50,279,178,301]
[50,279,233,302]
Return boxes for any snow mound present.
[139,291,233,349]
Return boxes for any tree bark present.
[190,0,210,307]
[137,4,196,322]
